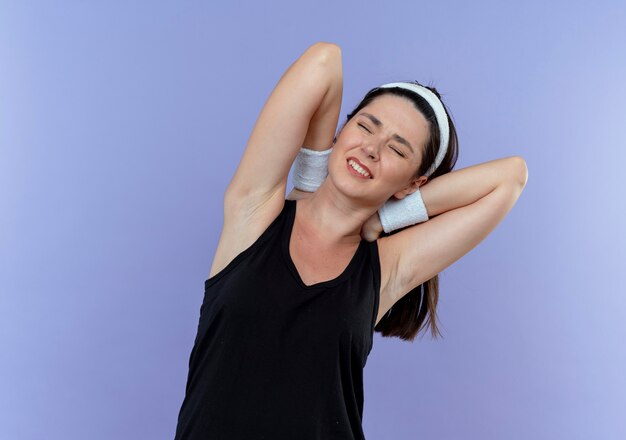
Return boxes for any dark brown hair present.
[337,80,459,341]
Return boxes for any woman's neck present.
[295,182,378,247]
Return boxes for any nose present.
[362,141,379,161]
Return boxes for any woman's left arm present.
[374,156,528,304]
[361,156,528,240]
[420,155,528,217]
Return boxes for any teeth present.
[348,159,371,178]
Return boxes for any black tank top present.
[174,198,381,439]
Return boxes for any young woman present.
[174,42,527,440]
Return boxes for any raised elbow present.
[308,42,342,65]
[511,156,528,187]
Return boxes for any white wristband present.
[291,146,332,192]
[378,189,429,233]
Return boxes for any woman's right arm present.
[224,42,342,206]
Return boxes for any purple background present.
[2,1,625,439]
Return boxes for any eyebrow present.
[359,112,415,154]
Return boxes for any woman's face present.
[329,94,430,204]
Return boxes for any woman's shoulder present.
[207,190,288,280]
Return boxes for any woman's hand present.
[360,211,383,242]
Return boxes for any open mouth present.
[346,158,372,179]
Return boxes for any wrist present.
[378,189,429,233]
[291,146,332,192]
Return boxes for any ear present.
[392,175,428,200]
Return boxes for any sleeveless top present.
[174,198,381,440]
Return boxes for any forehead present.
[360,94,430,148]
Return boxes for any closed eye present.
[358,123,371,133]
[391,147,405,157]
[358,123,405,157]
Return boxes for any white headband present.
[378,82,450,177]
